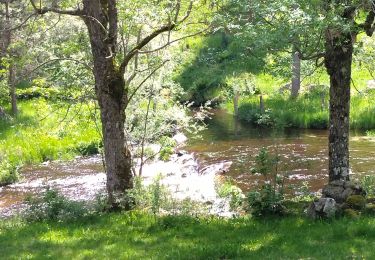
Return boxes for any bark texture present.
[324,15,354,182]
[82,0,132,207]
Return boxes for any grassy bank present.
[1,211,375,259]
[226,91,375,130]
[0,99,101,185]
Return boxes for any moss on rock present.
[343,208,360,219]
[346,195,366,210]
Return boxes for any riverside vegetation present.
[1,0,375,259]
[226,88,375,131]
[1,171,375,259]
[0,99,101,186]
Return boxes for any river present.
[1,109,374,217]
[186,109,375,193]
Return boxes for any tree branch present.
[120,24,175,74]
[299,51,325,61]
[362,10,375,36]
[0,12,37,32]
[27,58,93,77]
[137,28,209,54]
[29,0,84,16]
[119,0,194,74]
[125,60,169,109]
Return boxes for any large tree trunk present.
[324,30,354,182]
[83,0,133,208]
[99,86,133,207]
[291,51,301,98]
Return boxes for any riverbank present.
[0,99,101,186]
[1,211,375,259]
[185,109,375,195]
[0,149,235,218]
[224,92,375,130]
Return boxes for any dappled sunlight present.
[241,233,277,252]
[1,213,375,259]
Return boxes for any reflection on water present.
[186,109,375,193]
[1,109,374,217]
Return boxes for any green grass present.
[0,99,101,185]
[1,212,375,259]
[367,130,375,137]
[229,91,375,130]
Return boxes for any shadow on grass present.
[1,212,375,259]
[0,112,38,140]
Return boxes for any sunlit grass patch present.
[231,92,375,131]
[1,212,375,259]
[0,99,101,185]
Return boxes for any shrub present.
[238,102,275,127]
[0,159,18,186]
[247,187,285,217]
[247,148,287,217]
[158,136,177,161]
[310,112,329,129]
[159,146,174,161]
[255,109,275,127]
[237,103,260,123]
[217,180,244,210]
[126,175,171,214]
[23,187,89,222]
[75,141,102,156]
[361,175,375,197]
[367,130,375,137]
[17,87,61,100]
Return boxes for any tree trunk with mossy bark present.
[324,6,356,183]
[308,3,375,218]
[82,0,132,208]
[324,31,353,182]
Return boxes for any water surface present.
[1,109,374,217]
[186,109,375,193]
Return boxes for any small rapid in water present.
[0,156,106,217]
[1,109,374,217]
